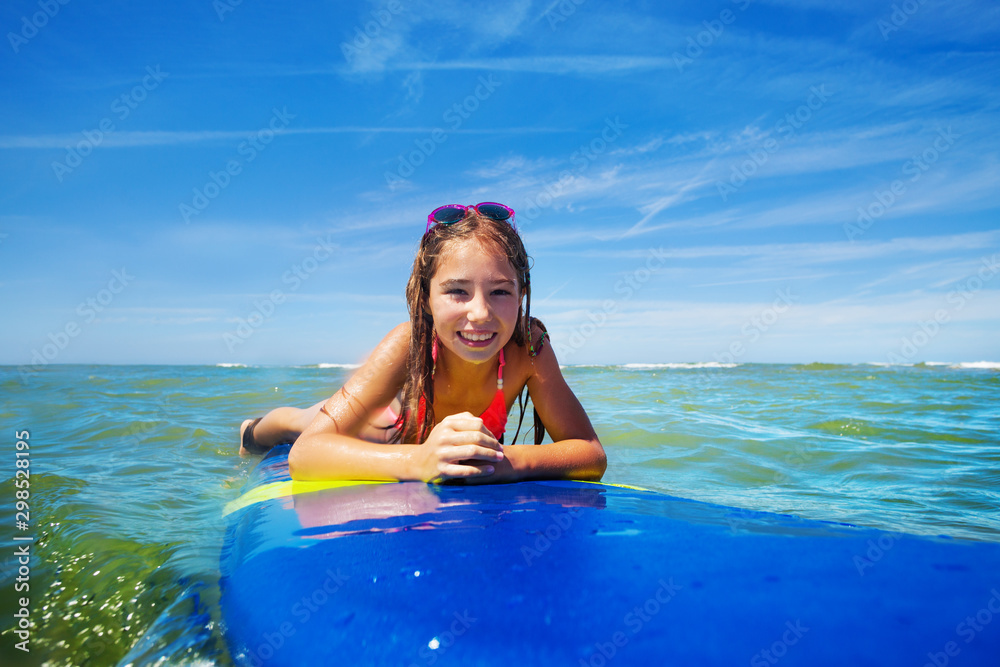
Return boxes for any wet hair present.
[396,211,545,445]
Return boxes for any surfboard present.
[220,444,1000,666]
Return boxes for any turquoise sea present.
[1,362,998,665]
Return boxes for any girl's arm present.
[287,323,504,482]
[483,332,607,482]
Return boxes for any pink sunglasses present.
[425,202,516,234]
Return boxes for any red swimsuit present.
[477,349,508,440]
[418,349,508,442]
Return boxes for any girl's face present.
[428,238,521,365]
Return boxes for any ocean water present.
[1,362,998,665]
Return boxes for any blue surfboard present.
[220,445,1000,666]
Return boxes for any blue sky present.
[2,0,998,367]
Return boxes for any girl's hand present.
[406,412,505,483]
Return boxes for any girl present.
[239,202,606,483]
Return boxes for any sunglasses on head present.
[425,202,516,234]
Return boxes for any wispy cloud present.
[621,166,718,238]
[540,231,1000,271]
[248,54,682,80]
[3,1,998,365]
[691,273,839,288]
[385,55,678,74]
[0,125,577,149]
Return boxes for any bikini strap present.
[497,348,505,390]
[432,335,503,388]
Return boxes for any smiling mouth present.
[457,331,497,343]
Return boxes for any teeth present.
[460,332,494,342]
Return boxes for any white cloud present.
[402,71,424,105]
[542,287,1000,363]
[555,230,1000,265]
[0,125,576,149]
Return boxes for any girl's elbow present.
[579,439,607,481]
[597,447,608,481]
[287,441,310,480]
[593,448,608,481]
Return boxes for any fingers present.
[441,432,497,451]
[435,415,501,449]
[437,462,496,479]
[437,412,494,436]
[438,442,503,465]
[421,413,504,482]
[431,442,503,481]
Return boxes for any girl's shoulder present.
[504,318,554,376]
[368,322,410,358]
[387,321,412,343]
[358,323,411,384]
[526,317,550,358]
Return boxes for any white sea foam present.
[952,361,1000,370]
[867,360,1000,370]
[620,362,739,370]
[315,363,362,369]
[216,363,247,368]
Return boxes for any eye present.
[492,289,513,296]
[445,288,467,296]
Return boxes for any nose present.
[467,290,491,323]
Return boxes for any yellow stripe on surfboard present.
[578,480,651,492]
[223,479,386,517]
[223,477,652,517]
